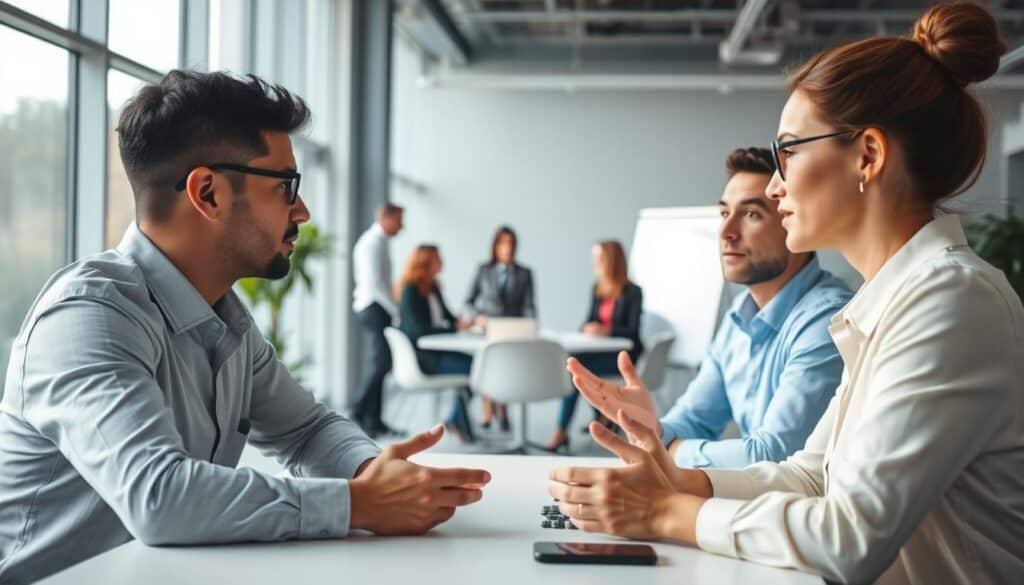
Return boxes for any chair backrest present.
[470,339,572,404]
[486,317,539,341]
[383,327,427,388]
[637,332,675,390]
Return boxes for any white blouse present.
[695,214,1024,584]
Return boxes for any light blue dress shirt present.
[660,255,852,469]
[0,224,381,584]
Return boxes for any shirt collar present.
[371,223,388,238]
[116,223,249,336]
[836,213,967,337]
[729,253,824,336]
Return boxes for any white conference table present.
[41,453,821,585]
[418,331,633,355]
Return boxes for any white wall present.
[389,40,1023,334]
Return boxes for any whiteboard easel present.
[629,206,724,367]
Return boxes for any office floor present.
[238,368,722,475]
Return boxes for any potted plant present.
[965,206,1024,301]
[236,223,334,375]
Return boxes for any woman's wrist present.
[653,491,705,545]
[670,467,713,498]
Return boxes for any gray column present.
[345,0,394,403]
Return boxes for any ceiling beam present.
[452,8,1024,25]
[455,9,739,24]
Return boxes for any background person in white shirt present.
[352,202,404,437]
[548,3,1024,584]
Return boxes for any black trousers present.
[353,302,393,428]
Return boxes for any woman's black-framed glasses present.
[771,130,859,182]
[174,163,302,205]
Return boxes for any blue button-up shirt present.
[0,224,381,584]
[660,255,852,469]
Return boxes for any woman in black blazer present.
[462,226,536,431]
[544,240,643,453]
[396,245,476,442]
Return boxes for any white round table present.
[417,331,633,355]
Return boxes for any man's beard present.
[728,255,789,286]
[263,223,299,279]
[264,253,291,280]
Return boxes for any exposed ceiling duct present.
[403,0,1024,90]
[394,0,472,65]
[718,0,779,66]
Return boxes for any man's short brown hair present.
[725,147,775,178]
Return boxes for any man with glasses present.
[0,71,489,585]
[569,147,853,469]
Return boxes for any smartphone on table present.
[533,541,657,565]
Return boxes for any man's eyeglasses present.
[174,163,302,205]
[771,130,859,182]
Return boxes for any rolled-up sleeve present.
[19,298,358,545]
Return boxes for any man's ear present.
[182,167,222,221]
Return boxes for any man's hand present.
[349,424,491,535]
[547,413,683,541]
[567,351,660,434]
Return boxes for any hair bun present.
[911,1,1006,87]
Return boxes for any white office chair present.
[469,339,573,454]
[383,327,471,431]
[601,332,676,413]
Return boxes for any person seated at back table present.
[568,146,852,469]
[543,240,643,453]
[0,71,489,585]
[396,245,476,443]
[463,225,537,433]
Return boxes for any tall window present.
[108,0,181,72]
[0,25,70,377]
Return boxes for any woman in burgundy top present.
[544,240,644,452]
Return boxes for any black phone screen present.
[534,541,657,565]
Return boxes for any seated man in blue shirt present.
[0,71,489,585]
[569,147,853,468]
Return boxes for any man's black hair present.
[116,70,310,221]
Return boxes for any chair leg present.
[516,403,527,449]
[433,391,443,425]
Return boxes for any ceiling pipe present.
[394,0,472,65]
[1001,44,1024,72]
[719,0,779,66]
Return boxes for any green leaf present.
[232,222,335,376]
[967,208,1024,302]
